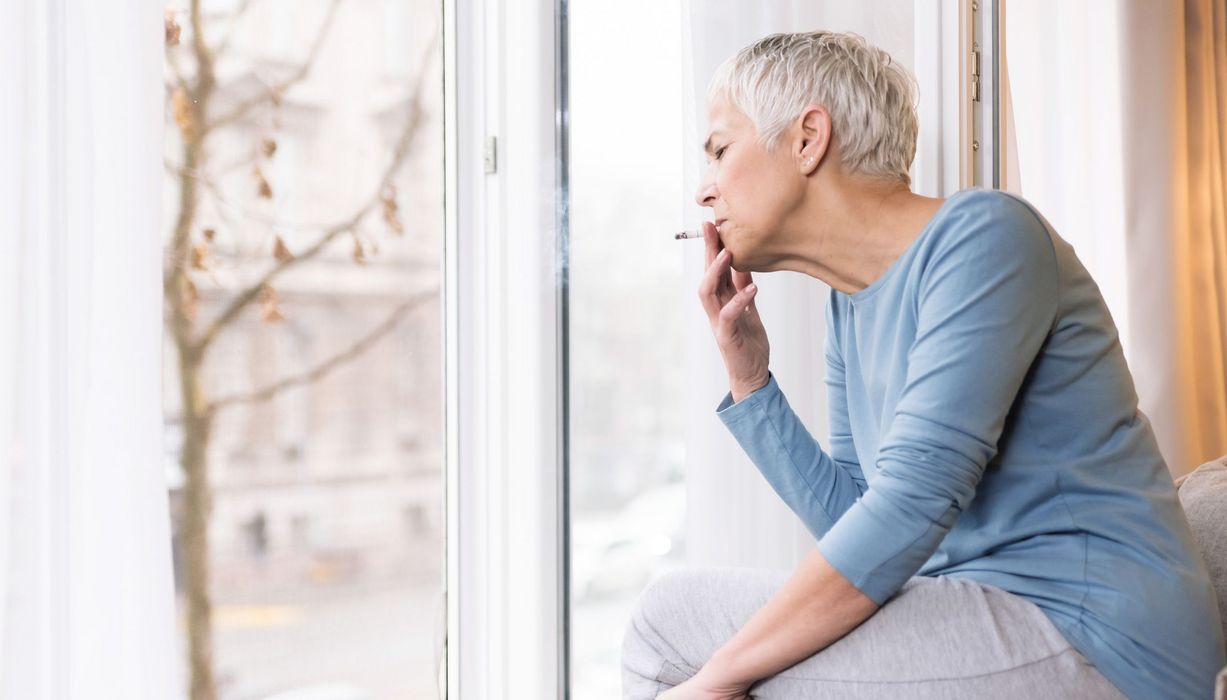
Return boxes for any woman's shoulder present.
[942,187,1051,234]
[906,188,1062,313]
[924,187,1057,265]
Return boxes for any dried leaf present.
[259,285,285,323]
[202,227,216,242]
[190,242,210,271]
[171,87,196,141]
[381,186,404,235]
[352,238,367,265]
[273,236,295,262]
[164,9,181,47]
[261,138,278,158]
[254,167,273,199]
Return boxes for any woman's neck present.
[777,179,946,295]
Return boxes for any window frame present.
[444,0,567,695]
[442,0,999,696]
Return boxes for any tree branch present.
[163,0,216,323]
[206,289,437,413]
[206,0,342,133]
[189,0,217,89]
[193,32,437,354]
[191,163,356,232]
[212,0,261,57]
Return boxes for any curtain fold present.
[1006,0,1227,474]
[1181,0,1227,466]
[0,1,180,698]
[1114,0,1227,474]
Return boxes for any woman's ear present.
[797,105,832,172]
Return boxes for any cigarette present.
[675,229,704,240]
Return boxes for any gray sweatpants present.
[622,567,1127,699]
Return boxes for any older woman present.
[621,31,1225,700]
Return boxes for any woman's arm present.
[699,221,866,539]
[661,549,878,699]
[703,548,877,681]
[714,292,868,540]
[716,370,866,539]
[673,196,1062,699]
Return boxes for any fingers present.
[731,267,753,292]
[698,247,733,317]
[718,281,758,325]
[703,221,722,268]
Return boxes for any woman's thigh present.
[621,567,1125,699]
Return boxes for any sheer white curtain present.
[679,1,922,570]
[1003,0,1227,475]
[1119,0,1227,471]
[0,1,180,698]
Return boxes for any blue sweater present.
[715,188,1225,699]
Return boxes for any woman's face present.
[694,98,808,270]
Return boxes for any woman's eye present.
[715,146,727,160]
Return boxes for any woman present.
[621,31,1225,699]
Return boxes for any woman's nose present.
[695,172,717,207]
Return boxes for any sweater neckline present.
[847,188,977,305]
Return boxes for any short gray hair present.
[707,31,918,185]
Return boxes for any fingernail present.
[747,283,757,294]
[718,249,728,260]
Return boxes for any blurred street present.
[181,578,444,700]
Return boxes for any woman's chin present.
[727,246,756,272]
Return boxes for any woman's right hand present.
[698,221,771,402]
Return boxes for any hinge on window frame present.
[971,42,982,102]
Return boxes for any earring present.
[804,157,814,166]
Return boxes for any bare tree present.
[163,3,438,698]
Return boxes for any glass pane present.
[161,2,445,698]
[568,2,688,696]
[568,3,921,694]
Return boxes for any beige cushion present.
[1177,454,1227,648]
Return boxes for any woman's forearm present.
[702,549,880,686]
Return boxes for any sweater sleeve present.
[824,291,868,494]
[817,198,1060,604]
[715,340,867,539]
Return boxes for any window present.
[162,1,445,697]
[564,0,978,692]
[568,1,687,694]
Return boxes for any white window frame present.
[444,0,565,696]
[442,0,999,696]
[913,0,1002,197]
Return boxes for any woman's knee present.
[625,566,784,644]
[623,569,704,659]
[623,567,779,663]
[621,570,711,696]
[629,569,703,628]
